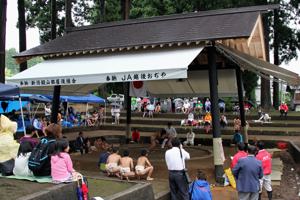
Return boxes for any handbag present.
[0,159,15,176]
[179,147,192,184]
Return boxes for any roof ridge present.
[68,4,278,33]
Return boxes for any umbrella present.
[141,98,150,104]
[173,98,183,103]
[146,104,155,111]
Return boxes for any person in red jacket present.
[131,128,140,143]
[230,142,248,169]
[279,102,288,119]
[256,141,272,200]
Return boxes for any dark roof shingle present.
[15,4,277,58]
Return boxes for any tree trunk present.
[18,0,27,72]
[273,9,280,108]
[121,0,130,20]
[0,0,7,83]
[51,0,57,40]
[261,14,271,110]
[64,0,72,31]
[99,0,105,22]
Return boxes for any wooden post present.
[0,0,7,83]
[236,66,248,144]
[207,43,224,183]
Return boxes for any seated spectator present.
[189,170,212,200]
[204,112,212,133]
[20,125,39,148]
[279,102,288,119]
[154,102,161,113]
[204,98,211,113]
[233,116,241,131]
[257,112,271,123]
[13,141,33,176]
[232,130,243,144]
[51,139,76,183]
[119,150,135,181]
[220,114,228,128]
[182,100,190,114]
[98,147,112,172]
[183,128,195,146]
[230,142,248,169]
[131,128,140,143]
[187,112,194,125]
[95,137,110,151]
[135,149,154,181]
[106,147,121,177]
[161,122,177,148]
[218,101,225,113]
[149,130,162,151]
[97,106,105,125]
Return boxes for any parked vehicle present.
[293,90,300,111]
[107,94,124,103]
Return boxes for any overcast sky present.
[5,0,300,74]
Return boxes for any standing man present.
[256,141,272,200]
[230,142,248,169]
[165,138,190,200]
[233,145,263,200]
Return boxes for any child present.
[13,141,33,176]
[132,128,140,143]
[51,139,75,183]
[98,147,112,172]
[119,150,135,181]
[232,130,243,144]
[135,149,154,181]
[189,170,212,200]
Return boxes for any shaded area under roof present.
[15,5,277,59]
[216,43,300,86]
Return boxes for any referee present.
[165,138,190,200]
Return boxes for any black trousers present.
[168,170,189,200]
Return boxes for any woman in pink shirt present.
[51,139,75,183]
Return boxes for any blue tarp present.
[47,94,105,103]
[0,83,20,97]
[0,101,29,113]
[0,94,51,103]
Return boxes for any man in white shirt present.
[165,138,190,200]
[161,122,177,148]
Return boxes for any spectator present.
[220,114,228,128]
[182,100,190,114]
[204,98,211,113]
[218,101,225,113]
[76,132,85,155]
[256,141,272,200]
[279,102,288,119]
[232,130,243,145]
[233,116,241,131]
[98,147,112,172]
[204,112,212,133]
[20,125,39,148]
[232,145,263,200]
[44,103,51,121]
[183,128,195,146]
[189,170,212,200]
[165,138,190,200]
[13,141,33,176]
[131,128,140,143]
[230,142,248,169]
[51,139,76,183]
[161,122,177,148]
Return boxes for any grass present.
[87,178,134,198]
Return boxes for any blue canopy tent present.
[46,94,106,126]
[0,83,26,134]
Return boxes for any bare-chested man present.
[106,147,121,177]
[135,149,154,181]
[119,150,135,181]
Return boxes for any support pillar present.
[235,67,248,144]
[126,82,131,142]
[50,85,61,124]
[207,44,224,184]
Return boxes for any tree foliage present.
[5,48,42,77]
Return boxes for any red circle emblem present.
[133,81,143,89]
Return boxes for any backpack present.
[28,138,56,172]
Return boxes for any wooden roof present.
[15,4,278,63]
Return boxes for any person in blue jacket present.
[189,170,212,200]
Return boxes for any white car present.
[107,94,124,102]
